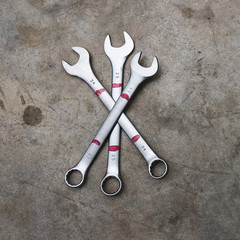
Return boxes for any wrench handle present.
[101,64,123,196]
[107,64,123,175]
[111,65,123,100]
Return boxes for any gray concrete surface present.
[0,0,240,239]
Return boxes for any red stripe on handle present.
[108,145,119,151]
[131,135,140,143]
[112,83,122,88]
[95,88,105,96]
[121,93,129,101]
[91,139,101,146]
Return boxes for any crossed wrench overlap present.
[62,32,168,196]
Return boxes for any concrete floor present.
[0,0,240,239]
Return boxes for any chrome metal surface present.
[101,31,133,196]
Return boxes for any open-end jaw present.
[62,47,93,79]
[130,52,158,80]
[104,31,134,61]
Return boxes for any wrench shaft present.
[106,63,123,177]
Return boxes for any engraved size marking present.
[111,153,116,161]
[141,145,146,151]
[90,79,95,84]
[115,72,120,79]
[127,87,133,93]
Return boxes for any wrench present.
[101,32,134,196]
[62,48,168,186]
[63,51,158,187]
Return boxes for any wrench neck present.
[121,74,142,99]
[111,61,124,81]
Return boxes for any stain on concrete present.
[196,58,205,79]
[0,86,5,96]
[179,5,215,21]
[204,6,215,20]
[222,95,239,112]
[26,0,45,10]
[86,99,94,112]
[182,7,194,18]
[232,137,240,159]
[23,105,42,126]
[27,0,85,18]
[17,25,45,48]
[0,99,5,110]
[0,195,32,229]
[20,95,26,105]
[169,215,180,225]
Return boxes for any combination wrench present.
[62,48,168,187]
[101,32,134,196]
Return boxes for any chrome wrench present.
[64,51,158,187]
[62,48,168,187]
[101,32,134,196]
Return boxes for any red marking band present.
[91,139,101,146]
[95,88,105,96]
[112,83,122,88]
[121,93,129,101]
[108,145,119,151]
[131,135,140,143]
